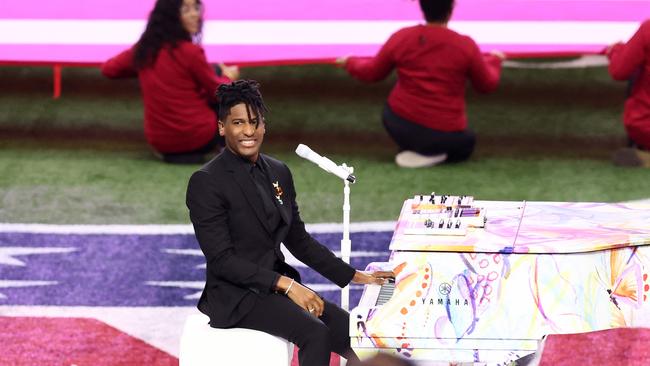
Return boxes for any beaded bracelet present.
[284,279,295,295]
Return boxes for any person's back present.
[339,0,502,168]
[385,24,499,132]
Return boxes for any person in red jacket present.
[608,20,650,168]
[338,0,503,168]
[102,0,238,164]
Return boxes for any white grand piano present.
[350,195,650,364]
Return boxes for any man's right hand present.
[277,275,324,317]
[287,282,325,317]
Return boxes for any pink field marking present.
[0,1,643,71]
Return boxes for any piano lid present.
[389,200,650,254]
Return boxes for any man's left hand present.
[351,270,394,285]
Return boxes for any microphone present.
[295,144,356,183]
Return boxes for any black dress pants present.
[382,104,476,162]
[161,133,224,164]
[234,293,359,366]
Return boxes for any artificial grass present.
[0,63,627,137]
[0,64,648,224]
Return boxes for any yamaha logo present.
[421,297,470,306]
[438,282,452,296]
[420,282,470,307]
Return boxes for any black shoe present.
[612,147,648,167]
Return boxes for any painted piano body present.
[350,200,650,364]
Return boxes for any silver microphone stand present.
[340,164,353,311]
[339,164,353,366]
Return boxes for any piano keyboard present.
[357,278,396,308]
[376,278,395,306]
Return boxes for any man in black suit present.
[186,80,392,366]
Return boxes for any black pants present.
[234,293,359,366]
[161,133,224,164]
[382,104,475,162]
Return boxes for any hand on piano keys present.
[351,270,395,285]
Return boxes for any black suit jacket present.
[186,149,356,327]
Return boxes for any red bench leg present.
[53,64,61,99]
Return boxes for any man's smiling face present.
[219,103,265,162]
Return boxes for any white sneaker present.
[395,151,447,168]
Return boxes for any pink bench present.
[0,0,643,97]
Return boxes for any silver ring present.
[308,307,314,313]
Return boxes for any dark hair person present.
[102,0,239,164]
[608,20,650,168]
[186,80,394,366]
[216,80,269,123]
[338,0,504,168]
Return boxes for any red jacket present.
[608,20,650,149]
[345,25,501,132]
[102,41,231,153]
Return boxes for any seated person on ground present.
[338,0,503,168]
[608,19,650,168]
[101,0,239,164]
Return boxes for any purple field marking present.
[0,230,393,307]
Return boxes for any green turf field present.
[0,64,648,224]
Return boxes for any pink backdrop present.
[0,0,646,65]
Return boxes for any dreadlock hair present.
[419,0,455,23]
[216,80,269,128]
[133,0,203,70]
